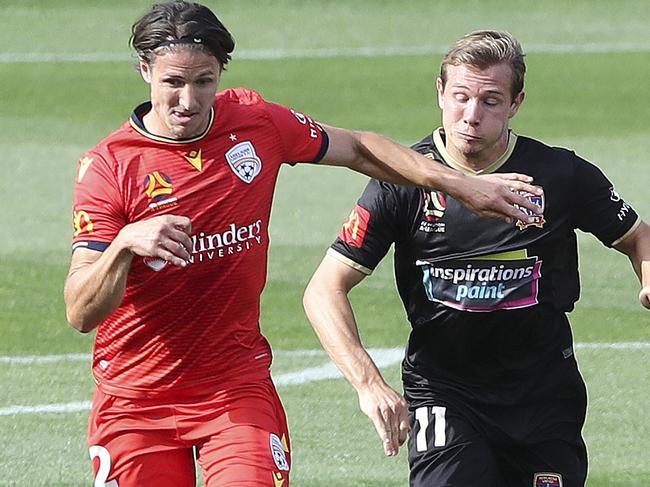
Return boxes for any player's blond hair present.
[440,30,526,100]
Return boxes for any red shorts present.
[88,378,291,487]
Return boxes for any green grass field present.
[1,1,649,485]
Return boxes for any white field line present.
[0,348,401,416]
[1,342,648,365]
[274,347,404,386]
[3,43,650,64]
[0,343,647,416]
[0,349,329,364]
[0,353,91,364]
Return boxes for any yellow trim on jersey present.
[432,128,518,175]
[612,216,641,247]
[129,107,215,144]
[326,248,373,275]
[471,249,528,261]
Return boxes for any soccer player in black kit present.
[303,31,650,487]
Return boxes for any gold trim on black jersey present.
[129,103,215,144]
[327,248,373,275]
[611,216,641,247]
[432,128,517,175]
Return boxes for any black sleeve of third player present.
[330,179,405,273]
[571,157,639,247]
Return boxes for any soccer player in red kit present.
[64,2,544,486]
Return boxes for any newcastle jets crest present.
[515,190,545,230]
[225,141,262,184]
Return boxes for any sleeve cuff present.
[313,129,330,163]
[326,248,373,275]
[72,241,110,252]
[611,216,642,247]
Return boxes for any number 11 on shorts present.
[414,406,447,452]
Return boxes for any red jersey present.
[72,88,328,399]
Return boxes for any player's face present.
[140,48,221,139]
[436,63,524,169]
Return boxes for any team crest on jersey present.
[533,472,562,487]
[143,171,178,212]
[420,190,447,233]
[515,191,545,230]
[269,433,290,471]
[143,257,168,272]
[225,141,262,183]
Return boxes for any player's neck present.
[443,130,511,174]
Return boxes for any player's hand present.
[357,382,410,457]
[639,287,650,309]
[116,215,193,267]
[455,173,543,224]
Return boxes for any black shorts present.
[407,398,587,487]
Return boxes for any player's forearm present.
[640,261,650,310]
[617,222,650,281]
[349,130,464,191]
[641,260,650,288]
[614,222,650,309]
[303,280,387,390]
[635,224,650,289]
[64,244,133,333]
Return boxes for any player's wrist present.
[111,229,138,261]
[431,165,465,198]
[354,375,390,395]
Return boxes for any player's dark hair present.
[440,30,526,100]
[130,1,235,68]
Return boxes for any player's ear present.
[435,77,445,109]
[139,59,152,84]
[508,90,525,119]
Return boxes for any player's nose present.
[178,83,199,111]
[463,99,481,125]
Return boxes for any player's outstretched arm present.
[64,215,193,332]
[320,126,542,224]
[640,263,650,309]
[303,254,409,457]
[613,221,650,310]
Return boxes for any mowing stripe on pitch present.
[0,348,402,416]
[3,43,650,63]
[1,343,648,416]
[1,342,648,364]
[0,349,330,364]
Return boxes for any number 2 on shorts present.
[414,406,447,452]
[89,445,118,487]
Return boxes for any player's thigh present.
[408,404,499,487]
[497,438,588,487]
[88,390,196,487]
[89,444,196,487]
[196,379,291,487]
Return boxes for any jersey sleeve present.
[329,180,403,275]
[71,151,127,252]
[571,158,640,247]
[264,102,329,163]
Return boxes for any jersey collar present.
[432,128,518,175]
[129,102,215,144]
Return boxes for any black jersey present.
[330,129,640,408]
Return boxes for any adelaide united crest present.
[225,141,262,184]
